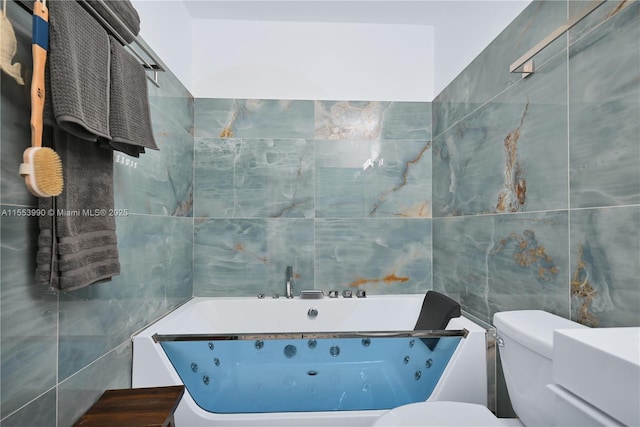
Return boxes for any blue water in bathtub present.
[160,336,461,414]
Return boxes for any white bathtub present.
[132,295,488,426]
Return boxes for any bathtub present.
[132,295,488,426]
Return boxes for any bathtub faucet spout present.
[285,266,294,298]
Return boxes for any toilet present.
[373,310,588,426]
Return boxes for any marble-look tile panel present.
[57,214,192,380]
[382,102,432,141]
[58,341,131,427]
[569,1,640,208]
[315,101,431,141]
[1,338,57,421]
[147,66,194,136]
[114,104,194,217]
[316,139,432,218]
[0,75,35,207]
[1,212,57,418]
[194,138,314,218]
[570,207,640,327]
[433,0,568,137]
[194,218,314,296]
[432,53,568,217]
[109,215,193,305]
[432,212,570,325]
[1,388,56,427]
[264,219,315,292]
[194,99,314,139]
[1,2,37,207]
[569,0,635,44]
[314,218,431,295]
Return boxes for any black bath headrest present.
[414,290,462,350]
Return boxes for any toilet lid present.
[373,401,500,426]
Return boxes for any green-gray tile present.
[433,212,570,324]
[433,0,568,137]
[58,341,131,427]
[569,1,640,208]
[316,139,432,218]
[1,2,37,207]
[195,99,314,139]
[568,0,635,44]
[381,102,432,141]
[433,53,568,217]
[315,218,431,295]
[194,138,314,218]
[1,388,56,427]
[1,211,57,418]
[194,218,314,296]
[315,101,431,141]
[114,104,194,217]
[147,67,194,136]
[57,214,192,380]
[570,207,640,327]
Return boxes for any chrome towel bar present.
[510,0,607,78]
[14,0,165,86]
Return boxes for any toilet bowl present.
[372,310,588,426]
[372,401,521,426]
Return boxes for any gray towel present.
[48,0,111,141]
[86,0,141,44]
[34,0,155,290]
[37,128,120,291]
[103,36,157,157]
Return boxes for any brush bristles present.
[32,147,63,196]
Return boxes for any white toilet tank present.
[493,310,587,426]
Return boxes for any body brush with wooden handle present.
[19,0,63,197]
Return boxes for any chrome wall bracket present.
[509,0,606,77]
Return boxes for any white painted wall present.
[432,1,530,95]
[132,0,193,91]
[191,19,434,101]
[132,1,531,101]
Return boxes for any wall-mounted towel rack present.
[14,0,165,87]
[510,0,607,78]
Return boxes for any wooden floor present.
[72,385,185,427]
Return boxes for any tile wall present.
[0,1,194,425]
[432,0,639,328]
[193,100,433,297]
[192,0,639,329]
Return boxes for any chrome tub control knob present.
[307,308,318,318]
